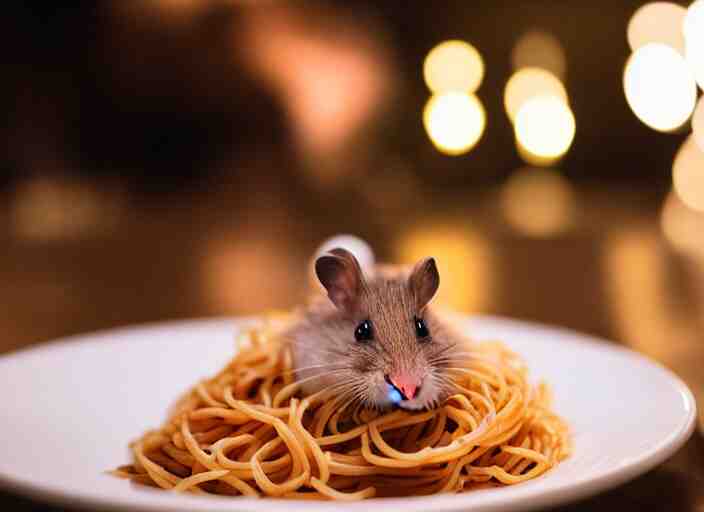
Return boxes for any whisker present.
[435,374,460,392]
[426,342,460,358]
[278,362,347,376]
[317,375,370,407]
[430,372,459,398]
[427,350,479,364]
[289,343,352,360]
[289,369,350,387]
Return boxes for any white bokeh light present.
[423,92,486,155]
[684,0,704,90]
[514,96,576,163]
[623,43,697,132]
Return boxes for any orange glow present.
[239,5,392,158]
[500,168,576,237]
[203,234,300,314]
[395,225,493,312]
[603,227,695,364]
[10,178,123,241]
[511,30,566,80]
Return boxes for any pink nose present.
[390,374,420,400]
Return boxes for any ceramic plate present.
[0,316,696,512]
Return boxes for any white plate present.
[0,316,696,512]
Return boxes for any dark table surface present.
[1,178,703,511]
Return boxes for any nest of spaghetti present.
[114,319,570,500]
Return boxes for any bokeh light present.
[10,178,123,241]
[423,40,484,94]
[514,96,576,164]
[423,92,486,155]
[661,191,704,258]
[623,43,697,132]
[673,135,704,212]
[203,233,300,314]
[240,4,391,160]
[604,228,683,363]
[396,224,493,312]
[627,2,687,54]
[504,67,568,123]
[500,168,576,237]
[685,47,704,94]
[511,30,567,80]
[684,0,704,89]
[693,97,704,152]
[684,0,704,42]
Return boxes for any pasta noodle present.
[113,318,570,499]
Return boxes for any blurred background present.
[3,1,704,509]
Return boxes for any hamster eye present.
[414,316,430,340]
[354,319,374,342]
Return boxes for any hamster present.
[284,242,467,411]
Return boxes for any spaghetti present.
[114,318,570,500]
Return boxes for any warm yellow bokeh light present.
[514,139,560,167]
[423,92,486,155]
[603,227,695,365]
[684,0,704,89]
[623,43,697,132]
[693,97,704,152]
[423,40,484,94]
[10,178,123,241]
[672,135,704,212]
[661,191,704,258]
[514,96,576,163]
[500,168,576,237]
[627,2,687,54]
[511,30,566,79]
[504,67,568,122]
[395,225,493,312]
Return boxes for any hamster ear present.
[409,257,440,311]
[315,248,364,312]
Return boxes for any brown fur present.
[283,251,467,411]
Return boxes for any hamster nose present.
[386,374,421,401]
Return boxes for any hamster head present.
[289,247,462,411]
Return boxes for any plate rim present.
[0,315,697,512]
